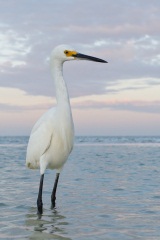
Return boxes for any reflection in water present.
[25,207,72,240]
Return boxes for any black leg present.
[51,173,60,208]
[37,174,44,214]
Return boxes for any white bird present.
[26,44,107,214]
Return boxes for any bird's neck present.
[51,60,70,108]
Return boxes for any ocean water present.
[0,136,160,240]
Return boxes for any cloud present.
[0,1,160,130]
[1,95,160,115]
[72,99,160,114]
[105,77,160,93]
[0,87,54,112]
[1,85,160,115]
[0,0,160,100]
[0,26,31,69]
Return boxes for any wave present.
[0,136,160,146]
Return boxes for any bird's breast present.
[45,108,74,169]
[46,120,74,169]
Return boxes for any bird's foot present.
[37,199,43,214]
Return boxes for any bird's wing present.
[26,108,56,164]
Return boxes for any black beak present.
[73,53,108,63]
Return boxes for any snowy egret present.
[26,44,107,214]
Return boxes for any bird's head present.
[51,44,108,63]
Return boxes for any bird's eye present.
[64,50,69,54]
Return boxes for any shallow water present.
[0,136,160,239]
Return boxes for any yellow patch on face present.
[64,50,77,57]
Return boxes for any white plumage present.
[26,45,74,175]
[25,44,107,214]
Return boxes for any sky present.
[0,0,160,136]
